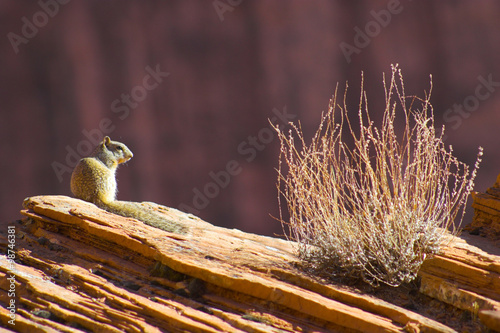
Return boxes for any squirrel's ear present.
[103,136,111,145]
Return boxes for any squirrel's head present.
[102,136,134,165]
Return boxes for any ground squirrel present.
[71,136,185,233]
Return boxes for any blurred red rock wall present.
[1,1,499,235]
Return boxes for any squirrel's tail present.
[99,200,186,234]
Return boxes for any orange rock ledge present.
[469,172,500,242]
[0,195,498,332]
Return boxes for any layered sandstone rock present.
[469,173,500,242]
[0,196,498,332]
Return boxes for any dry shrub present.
[274,65,482,287]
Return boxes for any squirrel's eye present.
[116,146,123,151]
